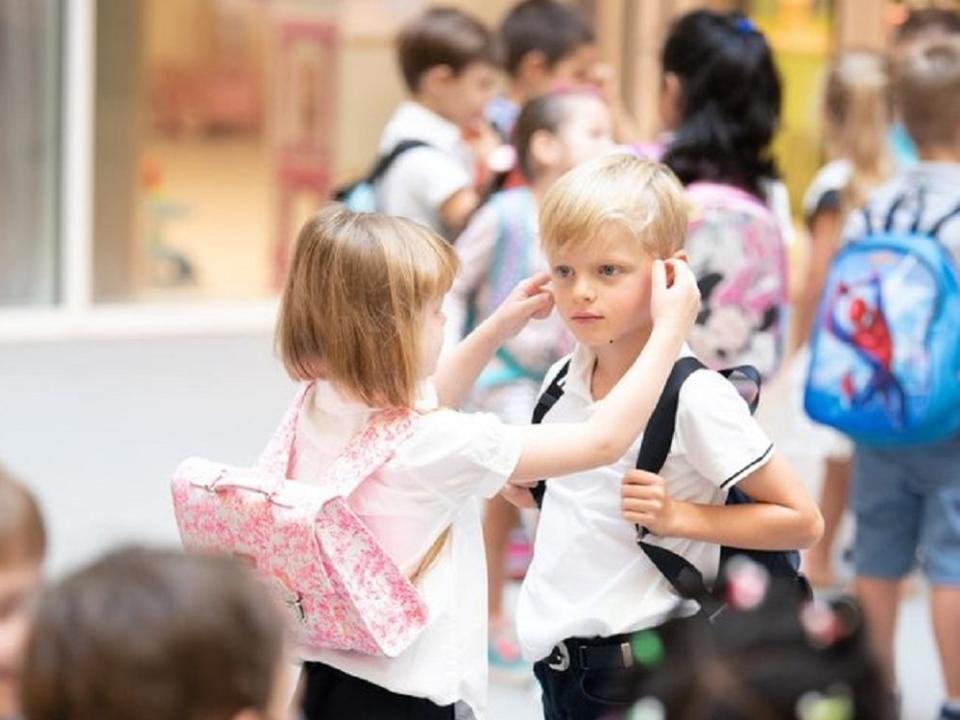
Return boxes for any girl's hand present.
[501,483,538,510]
[650,259,700,335]
[490,272,554,342]
[621,469,677,536]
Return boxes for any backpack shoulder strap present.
[634,357,727,621]
[529,360,571,509]
[368,140,430,184]
[928,200,960,238]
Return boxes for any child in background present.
[21,547,292,720]
[837,39,960,720]
[655,10,792,379]
[445,89,614,682]
[795,51,894,589]
[515,155,821,720]
[277,206,700,719]
[487,0,597,139]
[0,468,45,720]
[889,8,960,169]
[629,567,893,720]
[376,7,500,238]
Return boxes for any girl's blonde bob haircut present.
[540,154,689,259]
[277,205,458,408]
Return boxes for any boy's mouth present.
[570,312,604,323]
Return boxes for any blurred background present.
[0,2,954,716]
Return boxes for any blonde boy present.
[515,155,821,720]
[0,468,45,720]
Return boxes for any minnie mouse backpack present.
[171,385,430,657]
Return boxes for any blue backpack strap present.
[529,360,571,509]
[884,193,908,232]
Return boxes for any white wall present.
[0,332,295,574]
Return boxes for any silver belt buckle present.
[547,641,571,671]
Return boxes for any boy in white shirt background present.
[512,155,823,720]
[376,7,500,238]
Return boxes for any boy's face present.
[437,61,500,127]
[0,563,41,692]
[555,96,615,172]
[547,223,657,349]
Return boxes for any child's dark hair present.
[629,574,892,720]
[661,10,782,198]
[513,90,597,179]
[21,547,286,720]
[0,465,46,567]
[895,7,960,45]
[397,7,501,93]
[499,0,594,76]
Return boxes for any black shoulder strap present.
[368,140,430,184]
[529,361,571,509]
[634,358,760,622]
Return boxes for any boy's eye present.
[599,265,620,277]
[553,266,573,279]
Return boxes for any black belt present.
[541,633,635,673]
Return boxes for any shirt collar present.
[309,378,438,416]
[906,161,960,186]
[561,342,695,405]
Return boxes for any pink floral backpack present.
[170,384,430,657]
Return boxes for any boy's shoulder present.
[379,101,463,156]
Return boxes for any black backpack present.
[530,356,811,622]
[333,140,430,212]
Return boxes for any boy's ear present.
[517,50,550,86]
[420,64,455,94]
[529,128,562,170]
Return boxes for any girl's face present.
[658,72,683,132]
[418,297,447,380]
[0,563,41,711]
[555,96,615,173]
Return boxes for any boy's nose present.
[573,277,596,302]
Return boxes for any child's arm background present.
[621,455,824,550]
[441,206,500,354]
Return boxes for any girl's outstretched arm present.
[433,273,554,408]
[509,260,700,482]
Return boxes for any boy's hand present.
[622,469,677,536]
[501,483,538,510]
[650,259,700,336]
[490,272,554,342]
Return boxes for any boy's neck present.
[0,680,17,718]
[589,323,655,401]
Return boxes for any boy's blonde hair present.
[0,466,46,568]
[277,206,458,408]
[897,37,960,149]
[540,154,689,259]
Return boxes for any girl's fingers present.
[520,271,551,295]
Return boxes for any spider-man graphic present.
[827,275,906,426]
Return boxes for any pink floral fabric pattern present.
[171,384,430,657]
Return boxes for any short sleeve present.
[395,148,472,210]
[673,370,774,489]
[391,409,524,503]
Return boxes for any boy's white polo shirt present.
[516,344,774,662]
[376,100,474,235]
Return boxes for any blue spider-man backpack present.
[804,191,960,446]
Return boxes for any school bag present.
[170,384,431,657]
[333,140,429,212]
[684,182,789,381]
[529,357,810,622]
[465,187,548,389]
[804,191,960,446]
